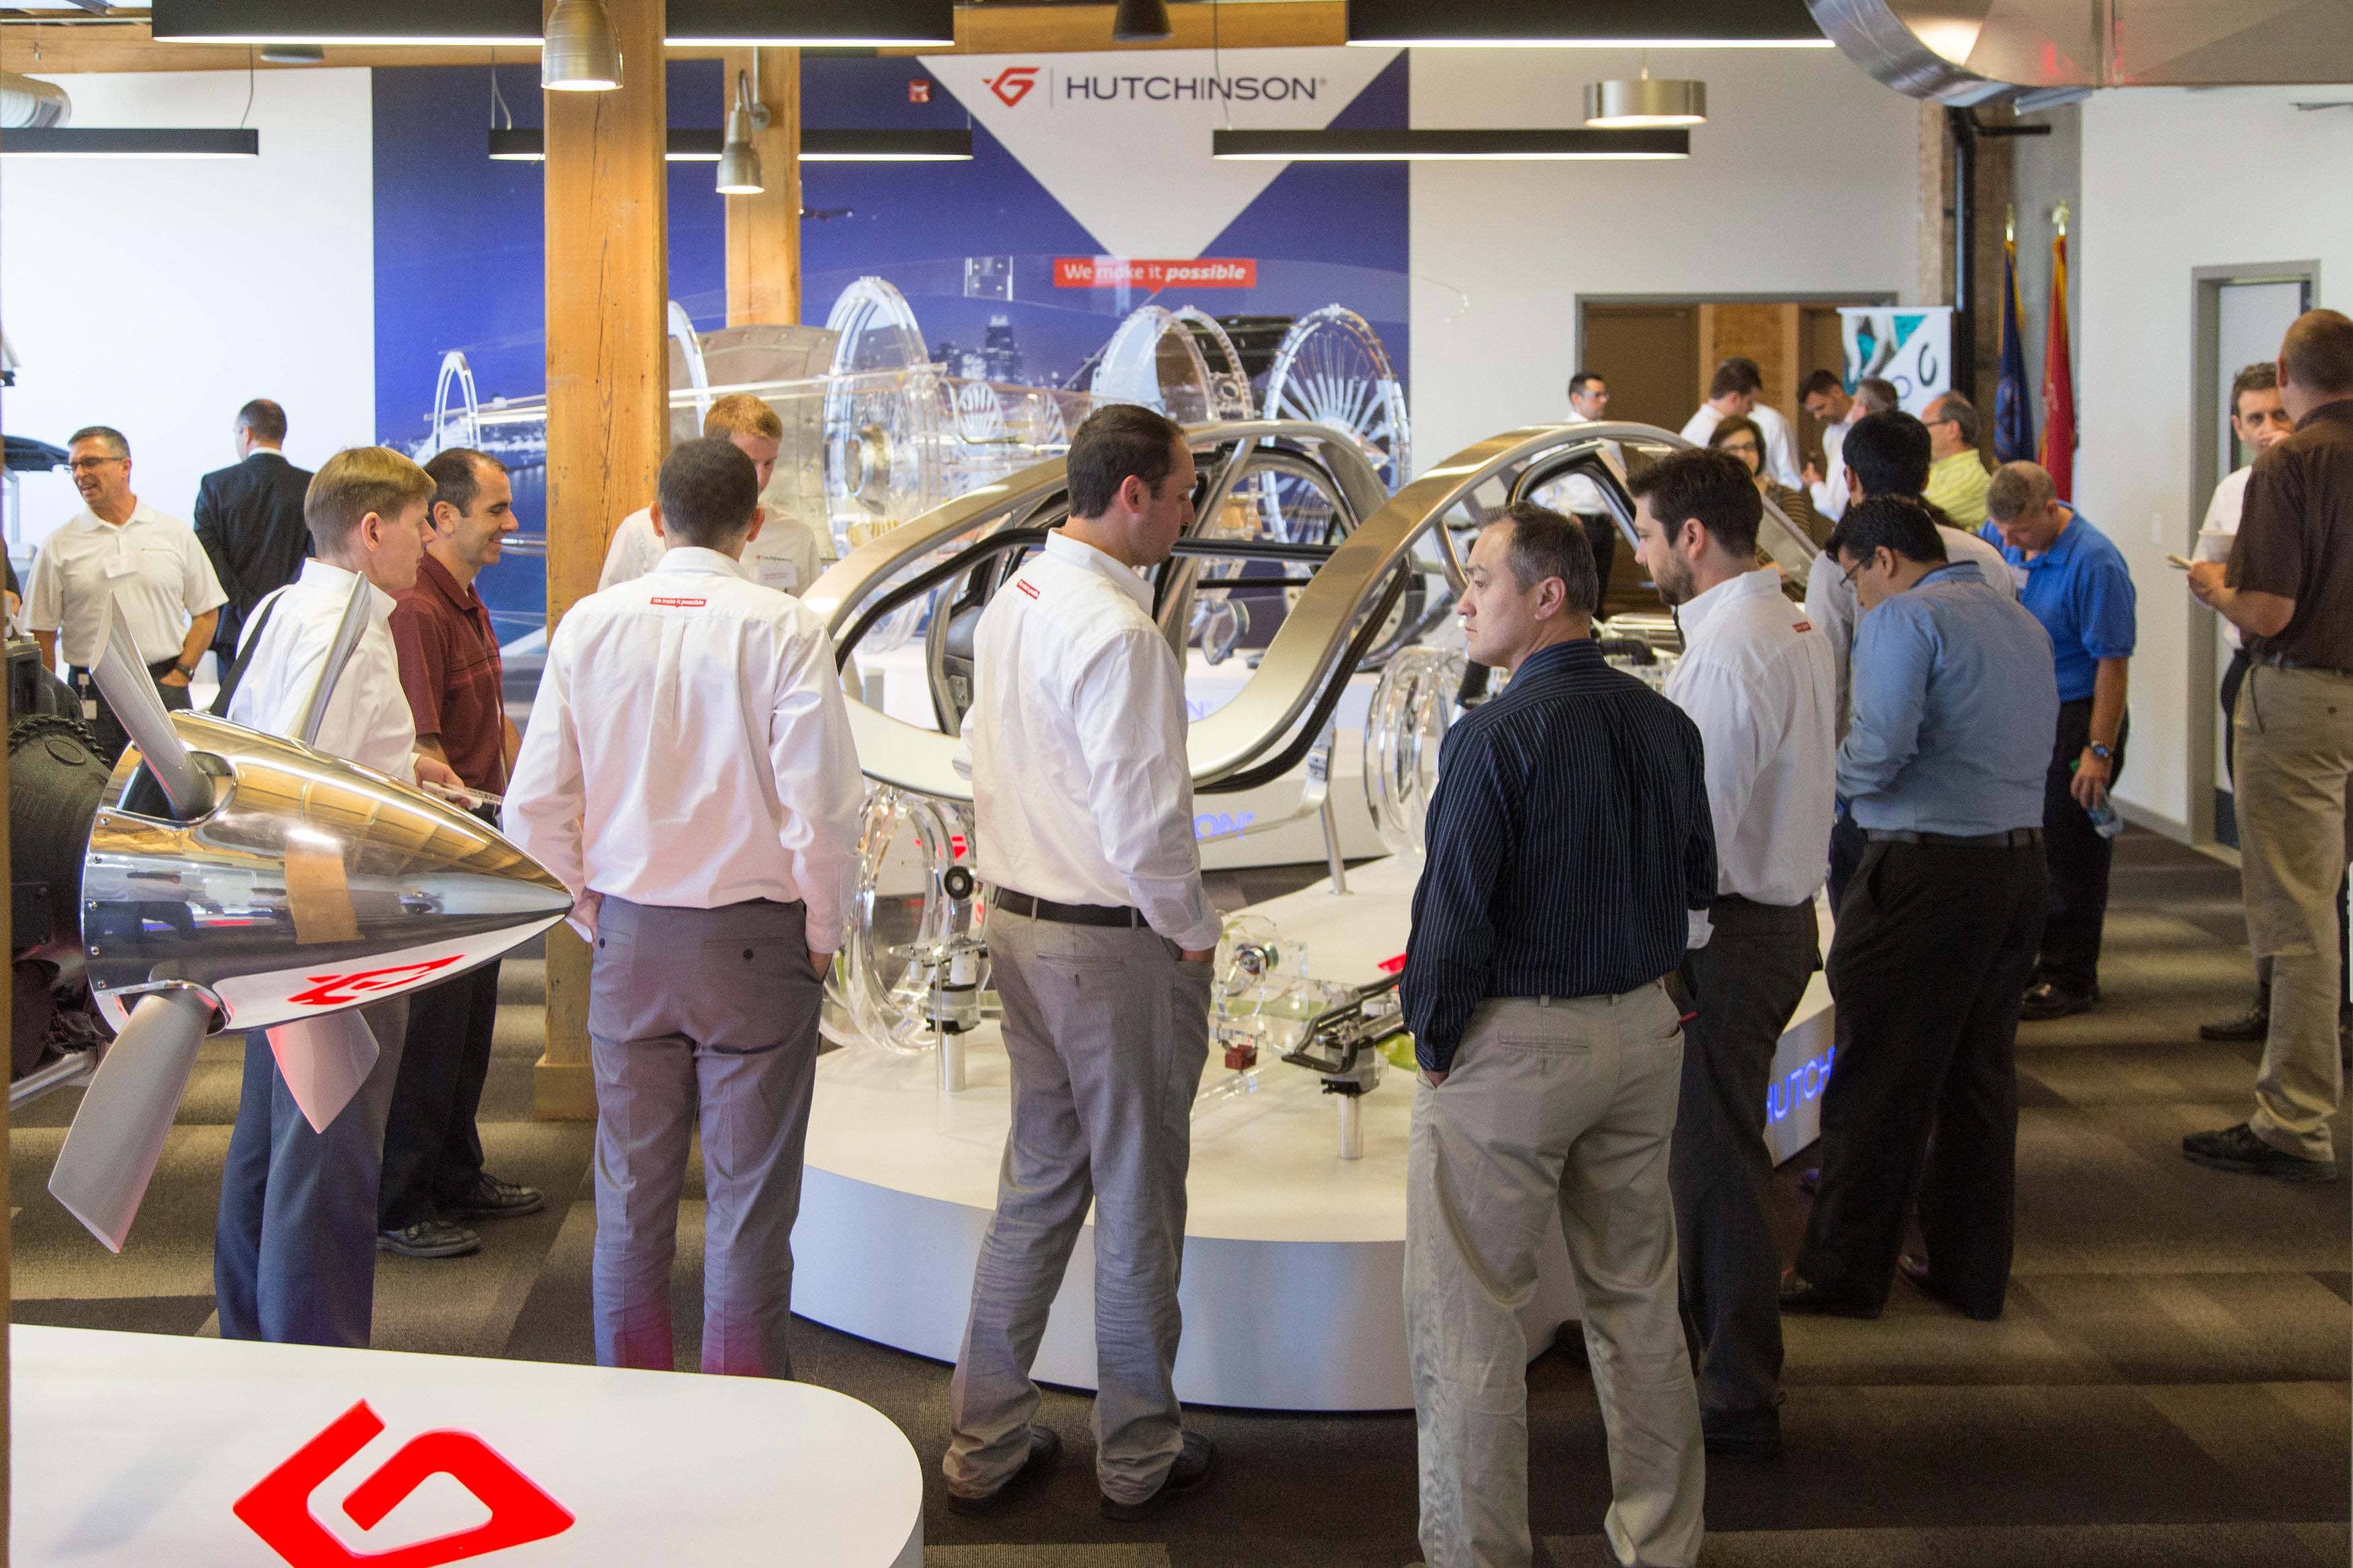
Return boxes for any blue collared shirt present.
[1839,562,2059,836]
[1979,509,2136,702]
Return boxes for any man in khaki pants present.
[2187,308,2353,1184]
[1402,502,1718,1568]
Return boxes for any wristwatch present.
[2088,743,2113,761]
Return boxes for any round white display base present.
[11,1325,924,1566]
[796,856,1581,1413]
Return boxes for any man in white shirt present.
[1683,358,1803,489]
[1801,410,2015,911]
[216,446,458,1350]
[1634,449,1837,1460]
[1799,370,1858,523]
[28,425,226,764]
[506,438,863,1380]
[597,393,824,598]
[1568,370,1610,422]
[1550,370,1622,608]
[944,405,1223,1523]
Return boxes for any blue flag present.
[1994,235,2036,464]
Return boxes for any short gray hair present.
[68,425,130,460]
[1986,460,2057,522]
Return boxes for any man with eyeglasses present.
[26,426,226,764]
[1922,393,1993,529]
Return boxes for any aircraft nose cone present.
[83,714,574,1032]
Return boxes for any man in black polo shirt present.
[1402,501,1716,1568]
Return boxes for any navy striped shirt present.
[1403,637,1717,1072]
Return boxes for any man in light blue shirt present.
[1784,497,2057,1325]
[1983,461,2137,1020]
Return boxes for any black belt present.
[993,890,1148,928]
[2254,651,2353,677]
[1865,827,2042,848]
[70,656,182,686]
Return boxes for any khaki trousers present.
[1406,987,1704,1568]
[2236,662,2353,1163]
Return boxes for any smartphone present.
[2165,553,2196,571]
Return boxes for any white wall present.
[1,67,375,555]
[1407,47,1923,470]
[2073,86,2353,835]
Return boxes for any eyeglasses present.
[1840,557,1868,589]
[67,456,126,474]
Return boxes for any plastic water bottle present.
[2085,799,2124,839]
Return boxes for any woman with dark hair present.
[1710,415,1828,548]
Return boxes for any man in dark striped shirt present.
[1402,502,1716,1568]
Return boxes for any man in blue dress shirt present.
[1984,461,2138,1020]
[1782,497,2057,1323]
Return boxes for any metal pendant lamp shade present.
[717,71,765,194]
[1583,75,1708,128]
[1113,0,1174,43]
[544,0,624,92]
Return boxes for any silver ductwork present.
[1,71,71,130]
[1807,0,2353,103]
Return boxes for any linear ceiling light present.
[150,0,545,46]
[663,0,957,48]
[489,128,972,162]
[1211,128,1687,161]
[1345,0,1829,48]
[1,128,262,158]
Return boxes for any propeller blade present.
[94,606,212,819]
[48,987,214,1253]
[293,573,375,749]
[266,1012,381,1134]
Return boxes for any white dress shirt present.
[2196,466,2254,651]
[1803,520,2015,739]
[598,505,825,599]
[226,559,416,782]
[504,547,863,949]
[1665,569,1839,906]
[1809,417,1854,522]
[1681,402,1804,490]
[26,499,227,667]
[963,530,1222,952]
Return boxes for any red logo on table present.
[286,956,463,1009]
[987,66,1039,107]
[236,1401,573,1566]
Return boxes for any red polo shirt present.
[391,551,508,793]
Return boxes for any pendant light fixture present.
[717,66,767,196]
[1112,0,1174,44]
[1585,58,1708,129]
[543,0,623,93]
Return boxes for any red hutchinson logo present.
[235,1401,574,1566]
[986,65,1039,107]
[286,956,464,1009]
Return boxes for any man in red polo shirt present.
[377,448,542,1257]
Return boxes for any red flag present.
[2040,226,2076,500]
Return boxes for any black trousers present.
[68,659,191,767]
[1671,897,1820,1426]
[1798,839,2046,1317]
[2036,699,2128,995]
[377,959,503,1229]
[1579,513,1619,612]
[2221,649,2350,1009]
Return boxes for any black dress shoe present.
[445,1173,545,1220]
[2182,1122,2340,1183]
[1898,1253,2002,1321]
[1101,1432,1216,1522]
[2198,1007,2269,1043]
[946,1426,1062,1517]
[378,1219,482,1259]
[1778,1270,1880,1319]
[2019,980,2097,1022]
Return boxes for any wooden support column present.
[725,48,802,327]
[535,0,670,1120]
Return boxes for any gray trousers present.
[1671,898,1819,1429]
[945,911,1213,1505]
[1407,987,1705,1568]
[588,897,824,1378]
[216,997,409,1348]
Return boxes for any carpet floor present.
[11,830,2347,1565]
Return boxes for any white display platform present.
[11,1325,923,1567]
[795,855,1839,1413]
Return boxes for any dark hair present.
[1929,390,1981,446]
[1708,360,1759,401]
[1567,371,1605,400]
[1489,501,1599,617]
[1825,495,1950,569]
[1632,447,1764,560]
[1708,414,1767,460]
[1842,410,1933,500]
[67,425,130,460]
[657,436,762,548]
[1067,404,1186,520]
[2282,308,2353,397]
[424,448,503,521]
[236,398,288,445]
[1853,376,1900,415]
[1798,368,1844,402]
[2230,360,2280,418]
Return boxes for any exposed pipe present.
[0,71,71,130]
